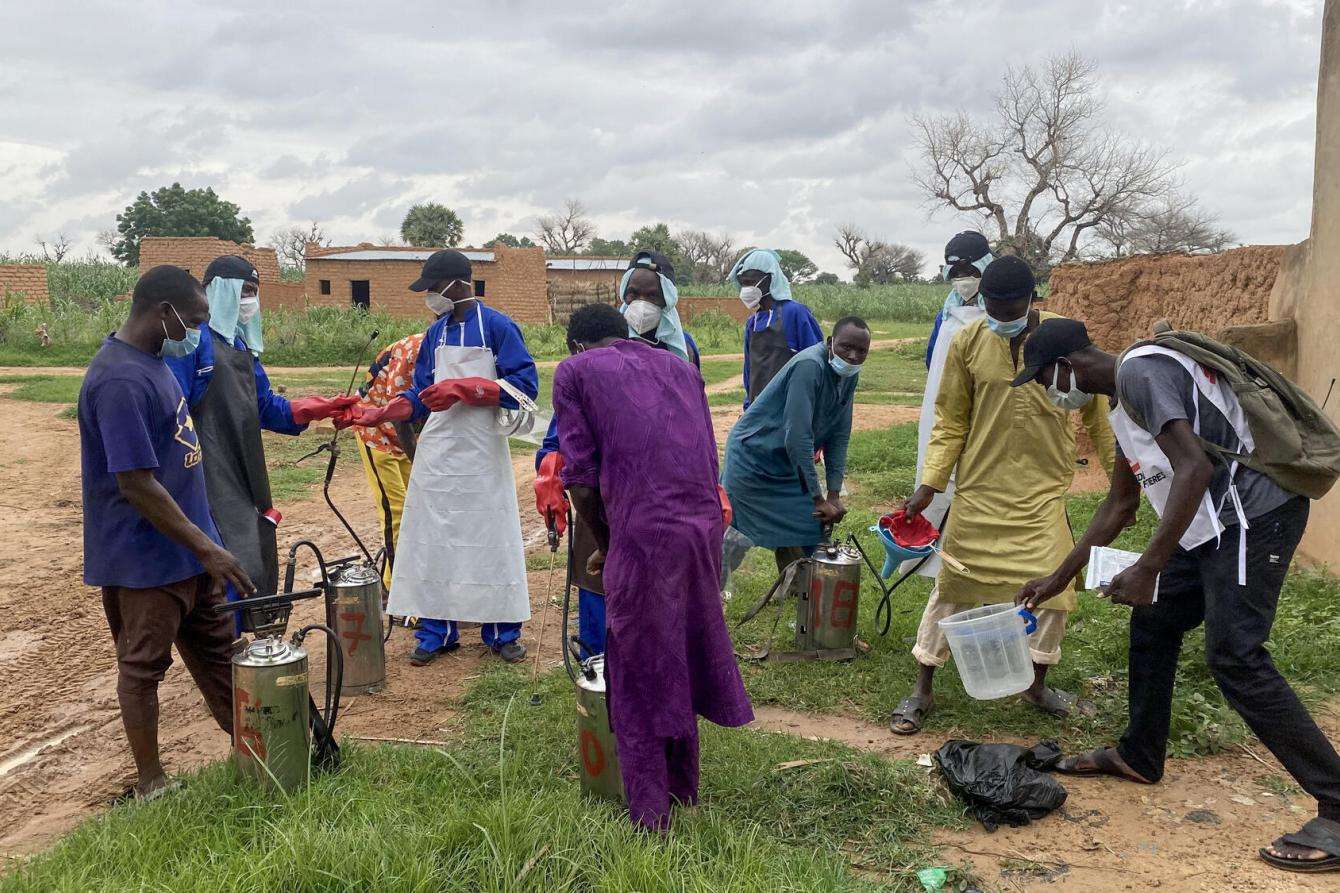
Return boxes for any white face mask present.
[1046,363,1093,411]
[425,290,454,317]
[951,276,980,301]
[739,285,763,310]
[238,296,260,324]
[623,299,662,336]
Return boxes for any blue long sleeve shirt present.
[925,309,945,369]
[404,302,539,423]
[165,324,305,435]
[742,299,823,408]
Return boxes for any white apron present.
[1109,344,1253,584]
[387,311,532,623]
[900,303,986,578]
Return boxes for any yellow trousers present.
[358,443,412,590]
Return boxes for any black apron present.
[746,308,793,403]
[195,330,279,595]
[569,507,605,595]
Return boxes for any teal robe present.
[722,343,856,548]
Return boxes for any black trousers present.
[1117,497,1340,820]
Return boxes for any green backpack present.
[1120,323,1340,500]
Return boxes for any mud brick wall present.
[305,245,550,323]
[257,281,312,311]
[0,264,50,302]
[1047,246,1284,351]
[138,237,281,284]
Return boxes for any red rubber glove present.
[289,395,360,425]
[421,377,501,412]
[534,452,569,536]
[717,484,733,526]
[336,397,413,429]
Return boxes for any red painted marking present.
[1129,461,1142,474]
[339,610,371,655]
[579,728,606,777]
[829,579,858,630]
[234,687,267,761]
[1200,365,1217,385]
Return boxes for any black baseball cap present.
[944,231,990,266]
[1010,318,1093,387]
[980,254,1036,302]
[410,249,472,292]
[203,255,259,286]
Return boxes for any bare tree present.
[833,224,924,283]
[677,229,737,282]
[535,199,596,254]
[269,221,331,270]
[913,51,1177,273]
[36,233,73,263]
[1092,194,1236,257]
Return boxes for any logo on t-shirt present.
[174,397,202,468]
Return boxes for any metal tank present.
[574,655,625,803]
[328,561,386,695]
[794,541,862,654]
[232,637,311,792]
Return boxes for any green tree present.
[112,183,253,266]
[774,249,817,282]
[813,271,840,285]
[401,203,464,247]
[586,236,631,256]
[487,232,536,248]
[629,222,677,256]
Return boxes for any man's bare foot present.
[134,773,173,799]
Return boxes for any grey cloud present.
[288,173,411,221]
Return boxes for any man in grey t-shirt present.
[1011,319,1340,874]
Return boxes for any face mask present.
[238,297,260,324]
[1046,364,1093,410]
[739,285,763,310]
[425,290,454,317]
[986,301,1032,338]
[159,306,200,358]
[623,299,662,336]
[828,351,861,378]
[951,276,980,301]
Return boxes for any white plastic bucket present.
[937,603,1038,700]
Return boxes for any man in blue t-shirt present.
[79,265,254,802]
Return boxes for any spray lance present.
[528,514,562,706]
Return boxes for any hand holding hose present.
[289,395,360,425]
[534,452,569,537]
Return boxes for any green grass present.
[2,667,968,892]
[686,282,945,324]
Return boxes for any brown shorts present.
[102,574,234,734]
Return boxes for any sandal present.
[1022,686,1078,717]
[889,694,934,736]
[1259,817,1340,873]
[1055,746,1153,784]
[108,778,183,807]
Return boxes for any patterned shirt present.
[356,333,425,458]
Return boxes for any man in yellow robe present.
[891,255,1115,734]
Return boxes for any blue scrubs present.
[400,301,540,653]
[166,325,304,435]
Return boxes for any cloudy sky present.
[0,0,1324,276]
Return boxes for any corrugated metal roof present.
[314,250,496,263]
[546,258,628,271]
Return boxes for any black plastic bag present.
[934,739,1067,832]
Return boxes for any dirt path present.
[753,705,1340,892]
[0,396,563,855]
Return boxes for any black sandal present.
[1055,746,1153,784]
[889,694,933,736]
[1259,817,1340,873]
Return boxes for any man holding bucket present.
[892,256,1115,735]
[342,249,539,666]
[553,303,752,830]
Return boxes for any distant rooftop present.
[545,257,629,271]
[313,249,497,263]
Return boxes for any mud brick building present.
[138,237,281,284]
[0,264,50,302]
[304,244,553,323]
[544,256,627,290]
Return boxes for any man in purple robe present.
[553,303,754,830]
